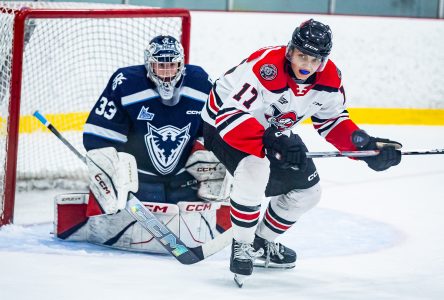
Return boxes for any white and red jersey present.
[201,46,359,158]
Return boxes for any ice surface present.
[1,125,443,299]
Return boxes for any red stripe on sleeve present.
[215,110,242,125]
[222,118,266,157]
[324,119,360,151]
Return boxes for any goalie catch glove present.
[352,129,402,172]
[263,126,308,171]
[86,147,138,214]
[185,140,227,202]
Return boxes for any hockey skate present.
[253,235,297,269]
[230,239,264,288]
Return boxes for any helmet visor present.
[286,45,323,69]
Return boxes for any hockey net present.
[0,1,190,225]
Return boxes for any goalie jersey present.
[84,64,212,180]
[201,46,360,158]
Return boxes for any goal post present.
[0,2,191,226]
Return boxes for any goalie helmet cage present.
[0,2,191,226]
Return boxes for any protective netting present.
[0,2,186,220]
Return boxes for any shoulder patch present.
[112,72,127,91]
[251,47,287,92]
[259,64,278,81]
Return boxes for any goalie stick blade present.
[126,195,202,265]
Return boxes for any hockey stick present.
[305,149,444,158]
[33,110,232,265]
[309,129,444,158]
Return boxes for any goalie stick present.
[33,110,232,265]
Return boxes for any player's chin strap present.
[33,110,232,265]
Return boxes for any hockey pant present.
[203,122,321,243]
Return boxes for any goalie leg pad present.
[177,201,222,247]
[54,193,89,241]
[55,196,232,254]
[87,204,180,254]
[55,194,180,254]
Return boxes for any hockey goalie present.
[54,35,232,254]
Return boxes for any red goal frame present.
[0,6,191,225]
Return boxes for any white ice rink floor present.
[1,125,443,299]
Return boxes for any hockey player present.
[83,35,215,205]
[55,35,230,254]
[201,19,402,286]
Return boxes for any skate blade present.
[234,274,249,288]
[253,260,295,269]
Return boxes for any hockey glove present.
[263,126,307,170]
[86,147,138,215]
[185,140,227,202]
[352,129,402,172]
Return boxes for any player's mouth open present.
[299,69,310,75]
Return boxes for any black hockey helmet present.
[288,19,332,59]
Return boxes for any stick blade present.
[126,195,202,265]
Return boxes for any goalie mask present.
[144,35,185,102]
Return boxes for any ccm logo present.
[197,167,216,172]
[186,110,201,115]
[308,171,318,182]
[146,205,169,213]
[94,174,111,194]
[304,43,318,51]
[186,203,212,211]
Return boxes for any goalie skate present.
[253,235,297,269]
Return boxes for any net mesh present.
[0,2,186,220]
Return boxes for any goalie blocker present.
[185,140,229,202]
[54,193,232,253]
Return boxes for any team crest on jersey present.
[145,123,191,175]
[259,64,277,81]
[112,72,127,90]
[137,106,155,121]
[265,104,304,130]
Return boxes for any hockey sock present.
[230,199,261,243]
[256,199,296,241]
[256,183,321,241]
